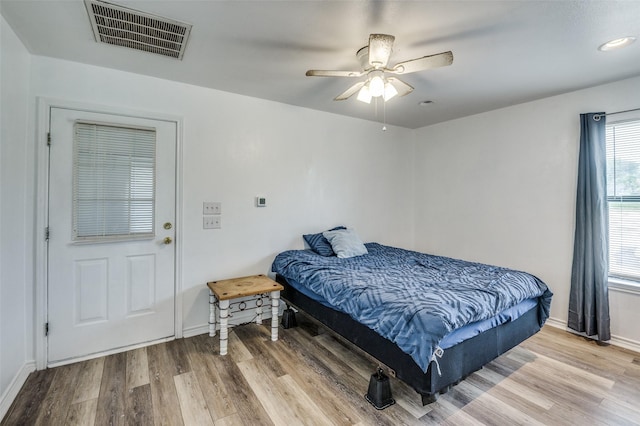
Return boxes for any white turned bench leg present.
[219,299,230,355]
[270,290,280,342]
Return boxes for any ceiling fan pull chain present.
[383,101,387,132]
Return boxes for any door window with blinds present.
[606,119,640,281]
[73,121,156,241]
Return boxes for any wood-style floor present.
[3,313,640,425]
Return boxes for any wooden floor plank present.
[214,413,244,426]
[95,352,126,426]
[236,325,348,425]
[520,327,630,377]
[207,343,275,426]
[236,358,305,425]
[227,329,254,363]
[126,347,150,390]
[278,374,337,426]
[71,357,105,403]
[600,397,640,424]
[259,329,365,425]
[473,363,555,410]
[184,335,237,421]
[463,370,558,425]
[125,384,154,426]
[233,325,287,378]
[174,371,214,426]
[1,369,55,426]
[487,349,609,409]
[34,362,80,426]
[164,339,192,376]
[147,342,185,426]
[419,397,471,424]
[280,323,416,426]
[64,399,98,426]
[453,380,548,425]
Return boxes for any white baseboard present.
[608,334,640,354]
[544,316,640,354]
[0,361,36,421]
[182,324,209,338]
[544,317,567,330]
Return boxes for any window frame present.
[72,120,157,243]
[605,117,640,286]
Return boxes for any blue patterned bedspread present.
[272,243,552,372]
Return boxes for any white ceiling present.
[2,0,640,129]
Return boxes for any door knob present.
[163,222,172,230]
[163,237,173,245]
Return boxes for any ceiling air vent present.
[85,0,192,60]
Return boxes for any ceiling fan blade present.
[334,81,366,101]
[306,69,364,77]
[386,77,414,97]
[389,51,453,74]
[368,34,395,68]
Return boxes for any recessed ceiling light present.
[598,36,636,51]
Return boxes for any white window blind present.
[73,122,156,241]
[606,120,640,281]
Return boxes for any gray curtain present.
[568,112,610,341]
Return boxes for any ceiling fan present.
[306,34,453,103]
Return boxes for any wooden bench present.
[207,274,284,355]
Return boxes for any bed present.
[271,242,552,405]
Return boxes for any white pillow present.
[322,228,368,259]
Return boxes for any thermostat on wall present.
[256,196,267,207]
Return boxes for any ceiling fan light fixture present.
[369,73,385,97]
[357,85,372,103]
[383,82,398,101]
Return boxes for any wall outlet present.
[203,201,221,215]
[203,216,221,229]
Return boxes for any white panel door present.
[47,107,177,363]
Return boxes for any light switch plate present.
[203,216,221,229]
[203,201,221,215]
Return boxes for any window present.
[73,121,156,241]
[606,119,640,281]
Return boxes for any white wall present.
[29,56,416,335]
[414,75,640,348]
[0,15,35,418]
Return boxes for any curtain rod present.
[593,107,640,121]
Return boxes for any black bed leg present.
[365,368,395,410]
[421,393,438,405]
[281,306,297,329]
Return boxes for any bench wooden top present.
[207,274,284,300]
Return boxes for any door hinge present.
[45,227,50,241]
[45,322,49,336]
[47,132,51,146]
